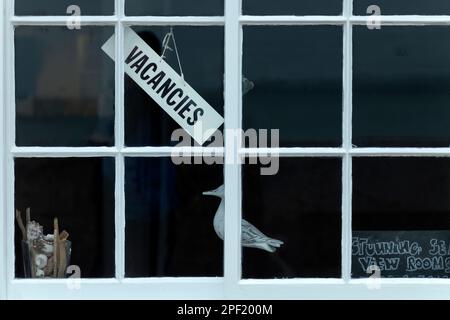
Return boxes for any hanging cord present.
[160,27,185,85]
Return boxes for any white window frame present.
[2,0,450,299]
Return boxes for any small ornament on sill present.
[15,208,72,278]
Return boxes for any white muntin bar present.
[122,16,225,26]
[240,148,344,157]
[11,16,118,26]
[341,0,353,283]
[114,0,126,281]
[351,148,450,157]
[11,147,118,157]
[351,15,450,26]
[240,15,346,25]
[224,0,242,298]
[123,146,225,157]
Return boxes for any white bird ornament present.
[203,185,284,253]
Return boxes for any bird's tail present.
[267,238,284,252]
[268,238,283,247]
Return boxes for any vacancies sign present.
[101,27,224,145]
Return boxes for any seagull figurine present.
[203,184,284,253]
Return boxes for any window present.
[1,0,450,300]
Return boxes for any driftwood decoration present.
[15,208,71,279]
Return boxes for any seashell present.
[35,254,48,269]
[27,221,43,241]
[35,269,44,278]
[41,243,54,254]
[44,234,54,241]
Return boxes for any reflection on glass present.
[15,0,114,15]
[125,158,223,277]
[125,27,224,147]
[15,27,115,147]
[243,0,342,15]
[243,158,342,278]
[352,158,450,278]
[126,0,223,16]
[354,0,450,15]
[243,26,342,147]
[14,158,115,278]
[354,27,450,147]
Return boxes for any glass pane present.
[353,26,450,147]
[16,0,114,15]
[353,158,450,278]
[126,0,223,16]
[243,158,342,278]
[125,27,224,147]
[125,158,223,277]
[243,0,342,15]
[15,27,115,147]
[243,26,342,147]
[15,158,115,278]
[354,0,450,15]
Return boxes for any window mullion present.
[115,0,125,281]
[342,0,353,282]
[224,0,242,298]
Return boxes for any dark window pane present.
[354,27,450,147]
[125,27,224,147]
[354,158,450,230]
[126,0,223,16]
[243,0,342,15]
[16,0,114,15]
[15,27,115,147]
[243,26,342,147]
[125,158,223,277]
[354,0,450,15]
[243,158,342,278]
[353,158,450,278]
[15,158,115,278]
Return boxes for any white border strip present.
[5,0,15,300]
[0,0,6,301]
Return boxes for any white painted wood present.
[240,15,346,25]
[122,16,225,26]
[5,0,15,300]
[11,147,118,157]
[351,148,450,156]
[240,148,344,157]
[115,0,125,281]
[223,0,242,299]
[341,0,353,282]
[11,16,118,26]
[8,278,224,300]
[351,15,450,25]
[0,0,6,301]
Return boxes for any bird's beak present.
[203,190,215,196]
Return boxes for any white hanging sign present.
[101,27,224,145]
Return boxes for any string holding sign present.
[160,28,186,86]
